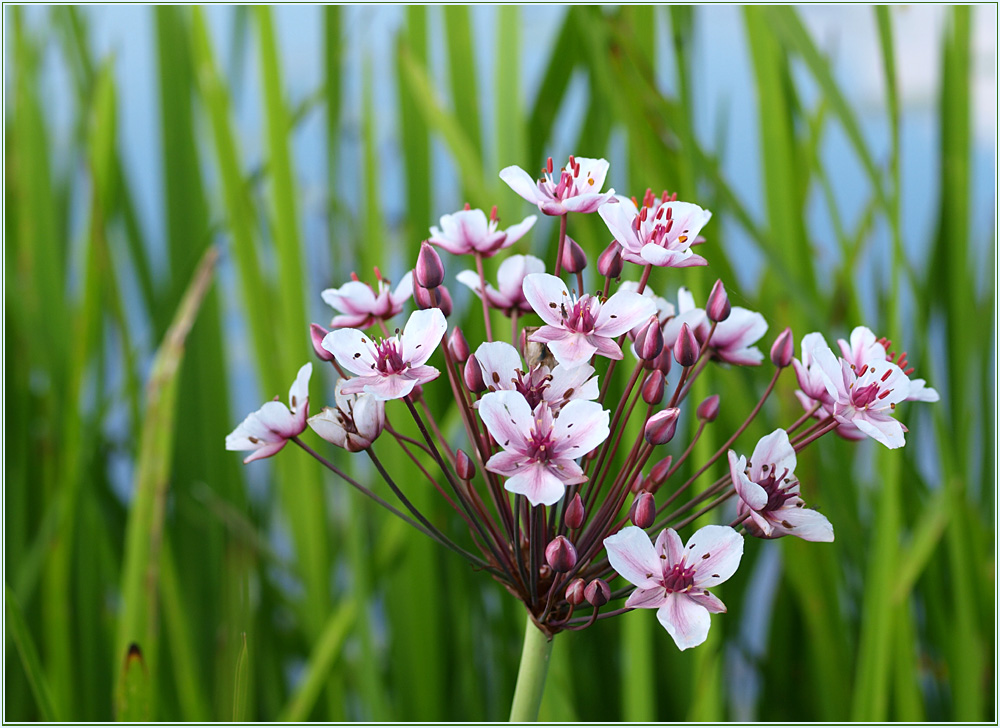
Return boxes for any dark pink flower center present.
[849,364,896,409]
[538,156,596,201]
[372,339,407,375]
[662,562,696,593]
[560,295,599,334]
[525,427,556,465]
[512,368,552,410]
[753,464,798,512]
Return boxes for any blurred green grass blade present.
[494,7,524,179]
[620,615,654,721]
[324,6,344,266]
[764,6,889,213]
[115,644,152,722]
[890,605,924,721]
[6,584,58,721]
[527,7,580,164]
[116,246,219,708]
[233,633,250,721]
[279,601,358,722]
[398,47,489,208]
[396,7,432,242]
[891,485,951,604]
[442,6,483,162]
[361,55,382,275]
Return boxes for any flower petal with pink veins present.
[288,363,312,415]
[242,440,287,463]
[400,308,448,366]
[656,593,712,651]
[769,504,835,542]
[551,399,610,456]
[322,280,378,315]
[655,528,685,567]
[522,273,571,327]
[851,412,906,449]
[561,191,616,214]
[527,326,570,345]
[475,341,524,391]
[686,590,727,614]
[484,450,525,477]
[256,401,300,438]
[604,526,662,589]
[497,255,545,302]
[323,328,377,376]
[504,462,568,506]
[625,587,670,609]
[479,390,532,452]
[546,334,599,369]
[748,429,796,482]
[684,525,744,587]
[598,196,642,252]
[502,215,538,246]
[360,374,420,401]
[594,290,656,337]
[587,334,623,361]
[728,451,768,511]
[499,166,548,206]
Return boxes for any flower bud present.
[565,578,587,606]
[561,236,588,273]
[631,492,656,528]
[564,492,585,529]
[629,471,646,494]
[644,456,672,491]
[634,316,664,360]
[644,407,680,446]
[456,449,476,480]
[673,323,700,367]
[696,394,720,422]
[545,536,578,573]
[597,240,624,278]
[448,326,470,362]
[584,578,611,607]
[414,283,453,316]
[770,327,794,369]
[464,356,486,394]
[416,241,445,289]
[310,323,334,362]
[641,370,665,405]
[648,346,673,376]
[706,279,731,323]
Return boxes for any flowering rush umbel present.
[227,156,938,667]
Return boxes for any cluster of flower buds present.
[227,155,938,651]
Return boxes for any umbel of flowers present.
[227,156,938,712]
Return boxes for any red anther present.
[669,192,677,201]
[463,202,471,210]
[904,366,915,375]
[643,188,655,207]
[655,206,665,220]
[858,364,869,377]
[574,160,580,176]
[568,154,575,169]
[631,196,639,207]
[350,271,360,281]
[490,205,498,222]
[878,389,891,400]
[665,218,673,233]
[640,207,648,222]
[547,157,554,174]
[373,265,383,281]
[881,368,892,382]
[898,350,908,363]
[665,206,673,220]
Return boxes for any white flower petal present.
[604,526,661,589]
[685,525,744,587]
[656,593,712,651]
[522,273,571,327]
[401,309,448,366]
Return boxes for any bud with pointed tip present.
[645,456,673,491]
[631,492,656,528]
[310,323,334,362]
[564,493,585,529]
[414,282,453,316]
[561,236,588,273]
[648,346,673,376]
[565,578,587,606]
[697,394,720,422]
[464,356,486,394]
[641,370,665,405]
[545,536,578,573]
[597,241,624,278]
[706,279,731,323]
[456,449,476,480]
[629,471,646,494]
[645,407,681,445]
[448,327,470,362]
[673,323,700,367]
[584,578,611,607]
[416,241,445,289]
[634,316,664,360]
[770,327,794,368]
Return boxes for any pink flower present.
[226,364,312,463]
[321,269,413,329]
[817,354,911,449]
[308,380,386,452]
[322,309,448,401]
[728,429,834,542]
[522,273,656,369]
[837,326,940,404]
[604,525,744,650]
[455,254,545,314]
[792,332,838,403]
[500,155,615,216]
[474,340,598,412]
[598,194,711,268]
[428,207,536,257]
[479,391,610,506]
[662,288,767,365]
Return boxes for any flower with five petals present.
[321,269,413,329]
[500,156,615,216]
[428,207,536,257]
[226,363,312,463]
[598,194,711,268]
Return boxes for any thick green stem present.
[508,616,554,722]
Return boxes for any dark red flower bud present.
[597,241,624,278]
[584,578,611,607]
[448,326,470,362]
[634,316,664,361]
[647,346,673,376]
[310,323,334,362]
[416,241,445,289]
[645,407,680,445]
[770,327,795,369]
[561,236,588,273]
[641,370,665,405]
[464,356,486,394]
[629,471,646,494]
[564,492,585,530]
[673,323,700,367]
[706,279,731,323]
[565,578,587,606]
[631,492,656,528]
[545,536,578,573]
[697,394,720,422]
[644,456,673,492]
[456,449,475,480]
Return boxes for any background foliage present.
[4,5,995,722]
